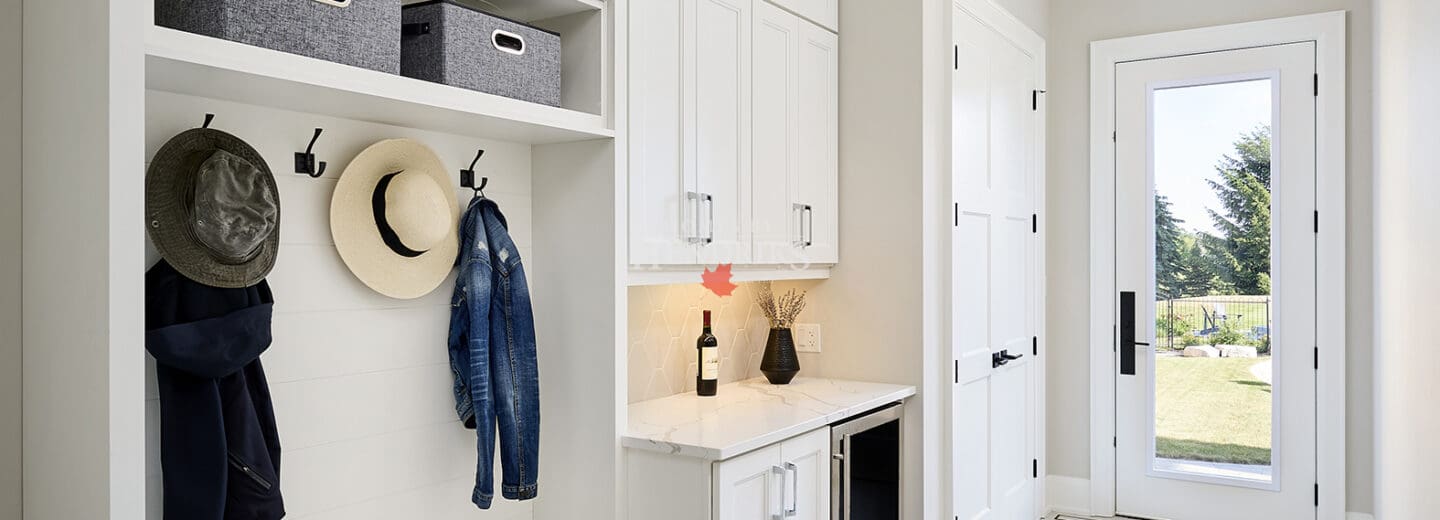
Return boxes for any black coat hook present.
[294,128,327,178]
[459,149,487,198]
[202,113,215,128]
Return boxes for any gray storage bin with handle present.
[401,0,563,107]
[155,0,401,74]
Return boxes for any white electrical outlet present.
[794,323,822,353]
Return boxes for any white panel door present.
[714,443,782,520]
[1113,42,1316,520]
[687,0,753,265]
[794,19,838,264]
[779,428,831,520]
[629,0,697,265]
[951,7,1038,520]
[751,0,801,265]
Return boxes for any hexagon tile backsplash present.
[627,280,824,403]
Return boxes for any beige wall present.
[1044,0,1374,513]
[1,0,21,516]
[992,0,1049,37]
[1372,0,1440,516]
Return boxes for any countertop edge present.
[622,384,916,461]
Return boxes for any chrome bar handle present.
[704,193,715,244]
[784,462,798,517]
[772,465,788,520]
[685,191,703,244]
[803,204,814,247]
[793,203,807,246]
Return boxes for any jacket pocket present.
[227,451,274,492]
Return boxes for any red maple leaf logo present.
[701,263,738,297]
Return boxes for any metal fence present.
[1155,296,1272,351]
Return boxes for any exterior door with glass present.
[1113,42,1316,519]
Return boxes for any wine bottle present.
[697,310,719,396]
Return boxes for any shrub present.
[1207,320,1246,347]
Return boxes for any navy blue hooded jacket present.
[145,260,285,520]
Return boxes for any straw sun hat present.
[330,139,459,299]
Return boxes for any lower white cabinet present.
[628,428,831,520]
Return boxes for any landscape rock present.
[1218,345,1258,358]
[1183,345,1220,358]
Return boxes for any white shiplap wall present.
[144,90,537,520]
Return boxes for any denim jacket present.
[448,197,540,509]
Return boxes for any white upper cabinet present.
[752,4,838,265]
[765,0,838,33]
[629,0,837,270]
[688,0,754,265]
[751,1,801,265]
[629,0,695,265]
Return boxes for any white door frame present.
[946,0,1047,517]
[1087,11,1346,519]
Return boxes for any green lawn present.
[1154,357,1272,465]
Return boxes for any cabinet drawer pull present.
[784,461,798,517]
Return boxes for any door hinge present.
[1032,459,1038,478]
[1032,89,1046,111]
[1314,73,1319,97]
[1113,436,1117,447]
[1315,346,1319,370]
[1314,483,1319,506]
[954,45,959,70]
[1032,336,1038,356]
[954,202,959,227]
[1112,130,1117,142]
[1314,210,1319,233]
[954,359,959,383]
[1032,214,1038,233]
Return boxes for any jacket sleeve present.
[146,303,275,379]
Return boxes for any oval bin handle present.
[309,0,351,7]
[492,29,526,55]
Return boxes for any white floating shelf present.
[403,0,604,23]
[145,26,614,145]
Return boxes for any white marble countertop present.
[624,377,916,460]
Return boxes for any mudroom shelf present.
[145,26,614,145]
[432,0,605,23]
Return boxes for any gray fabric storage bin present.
[156,0,401,74]
[401,0,562,107]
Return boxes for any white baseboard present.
[1042,474,1370,520]
[1045,475,1090,516]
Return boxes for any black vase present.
[760,328,800,385]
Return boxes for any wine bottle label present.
[700,348,719,380]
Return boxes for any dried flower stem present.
[751,281,807,329]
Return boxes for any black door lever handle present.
[992,349,1024,368]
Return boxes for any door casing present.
[1087,11,1347,519]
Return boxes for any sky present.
[1152,79,1273,236]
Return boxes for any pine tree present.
[1207,126,1272,296]
[1155,195,1185,300]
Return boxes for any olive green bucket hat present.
[145,127,280,288]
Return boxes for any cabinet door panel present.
[751,1,802,265]
[715,444,781,520]
[795,20,838,264]
[629,0,697,265]
[780,428,832,520]
[687,0,753,265]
